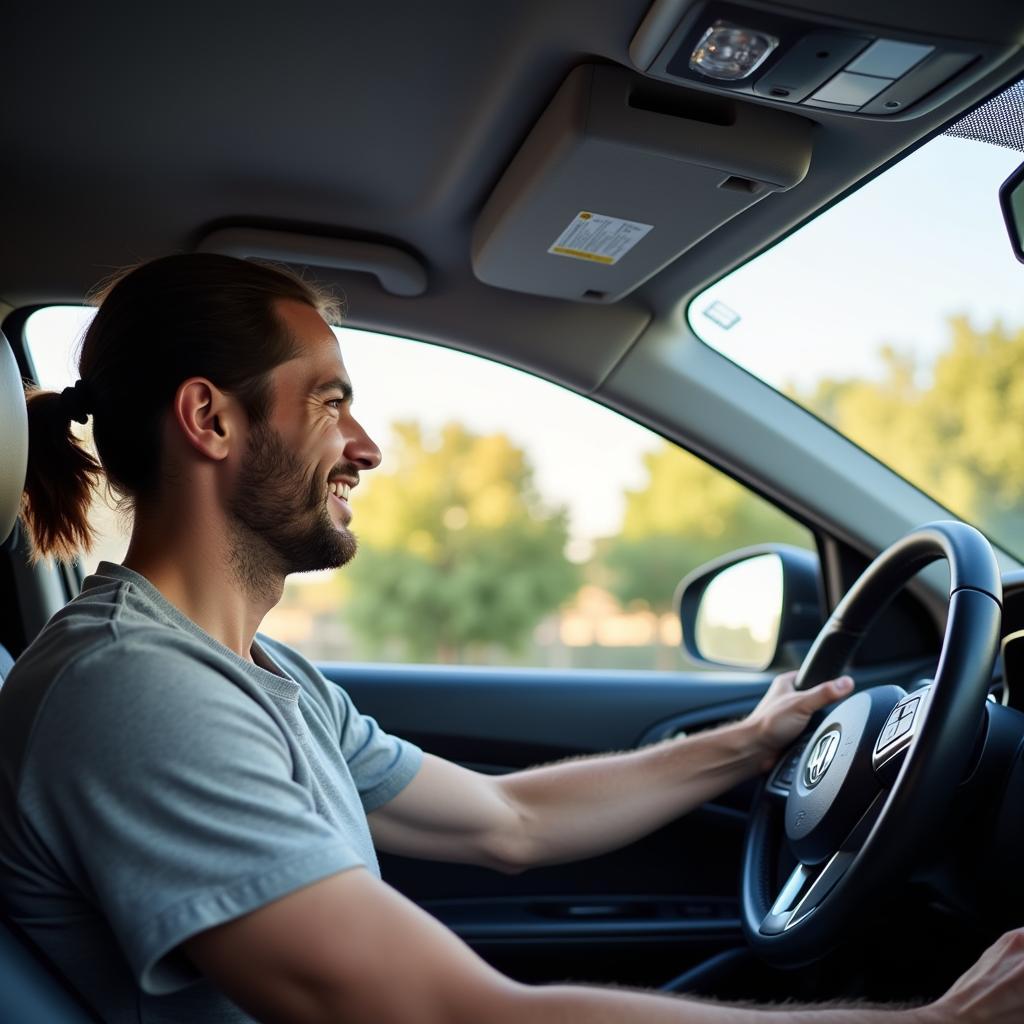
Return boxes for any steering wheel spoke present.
[765,734,814,797]
[760,789,885,935]
[760,850,855,934]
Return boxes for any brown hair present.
[21,253,340,562]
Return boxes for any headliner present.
[4,1,1024,391]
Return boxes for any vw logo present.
[804,728,841,788]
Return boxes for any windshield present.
[689,102,1024,559]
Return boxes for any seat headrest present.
[0,329,29,546]
[0,644,14,682]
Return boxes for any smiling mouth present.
[327,481,351,501]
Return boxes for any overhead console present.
[630,0,1016,119]
[472,64,811,303]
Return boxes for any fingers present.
[937,927,1024,1020]
[771,670,798,693]
[802,675,854,710]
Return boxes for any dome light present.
[689,22,779,81]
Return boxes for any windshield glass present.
[688,116,1024,558]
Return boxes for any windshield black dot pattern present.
[944,79,1024,154]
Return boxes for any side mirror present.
[999,160,1024,265]
[677,545,824,671]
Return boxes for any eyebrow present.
[311,376,354,403]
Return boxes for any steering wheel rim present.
[741,521,1002,967]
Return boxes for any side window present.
[24,306,133,570]
[24,307,814,671]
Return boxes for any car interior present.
[5,1,1024,1020]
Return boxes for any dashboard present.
[995,572,1024,711]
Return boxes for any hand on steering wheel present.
[746,671,855,772]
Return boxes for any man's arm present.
[368,672,853,872]
[181,868,1015,1023]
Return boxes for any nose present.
[343,415,382,471]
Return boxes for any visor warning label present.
[548,211,653,265]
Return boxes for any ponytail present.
[22,387,102,563]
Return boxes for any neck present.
[122,504,284,662]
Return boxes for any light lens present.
[689,22,779,81]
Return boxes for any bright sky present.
[699,553,782,641]
[689,135,1024,391]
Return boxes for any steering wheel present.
[741,521,1002,967]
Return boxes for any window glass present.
[688,129,1024,559]
[25,306,812,670]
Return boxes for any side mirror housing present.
[677,545,824,671]
[999,159,1024,265]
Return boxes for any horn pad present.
[785,686,904,864]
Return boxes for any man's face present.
[226,299,381,582]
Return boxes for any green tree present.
[798,317,1024,542]
[343,421,579,662]
[598,444,811,616]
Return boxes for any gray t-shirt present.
[0,562,422,1023]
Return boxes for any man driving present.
[1,253,1020,1022]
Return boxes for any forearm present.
[187,856,981,1024]
[371,673,849,872]
[497,718,770,869]
[504,983,936,1024]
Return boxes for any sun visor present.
[472,64,812,303]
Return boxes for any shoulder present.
[3,599,223,740]
[15,628,283,776]
[11,635,299,830]
[9,576,230,694]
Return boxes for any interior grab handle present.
[199,227,428,297]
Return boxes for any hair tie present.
[60,379,93,425]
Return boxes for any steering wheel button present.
[879,720,900,747]
[895,715,913,739]
[899,699,919,719]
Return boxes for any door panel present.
[324,663,769,986]
[329,664,769,762]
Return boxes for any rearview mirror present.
[999,159,1024,265]
[677,545,824,671]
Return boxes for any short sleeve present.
[256,636,423,813]
[334,688,423,811]
[18,641,364,995]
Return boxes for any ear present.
[172,377,241,461]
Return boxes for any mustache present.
[327,461,362,483]
[311,461,363,506]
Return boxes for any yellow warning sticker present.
[550,247,615,264]
[548,211,653,265]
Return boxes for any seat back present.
[1,326,28,685]
[0,921,101,1023]
[0,329,99,1020]
[0,328,27,552]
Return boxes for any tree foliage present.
[798,317,1024,542]
[598,445,811,614]
[343,421,579,661]
[600,316,1024,617]
[340,316,1024,665]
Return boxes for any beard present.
[226,420,357,595]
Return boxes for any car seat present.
[0,326,101,1021]
[0,328,26,686]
